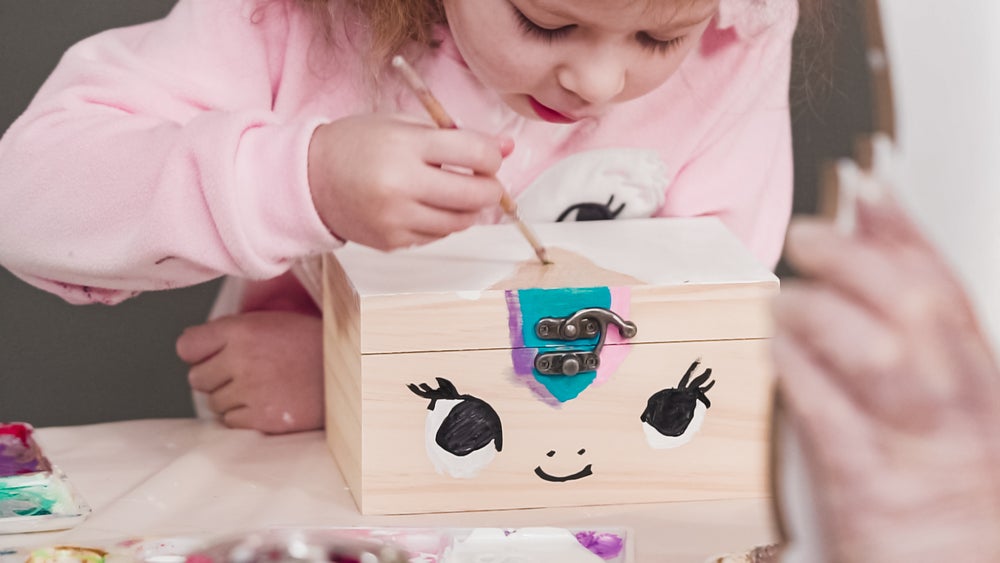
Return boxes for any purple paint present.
[504,291,562,407]
[575,531,624,560]
[0,423,50,477]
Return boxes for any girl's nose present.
[556,54,627,106]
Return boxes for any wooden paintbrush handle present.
[499,192,518,215]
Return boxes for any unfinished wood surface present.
[322,255,363,501]
[354,339,773,514]
[351,282,777,354]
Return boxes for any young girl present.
[0,0,798,434]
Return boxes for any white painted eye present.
[423,399,500,478]
[409,378,503,479]
[640,360,714,450]
[642,401,707,449]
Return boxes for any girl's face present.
[442,0,719,123]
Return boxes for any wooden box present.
[322,218,778,515]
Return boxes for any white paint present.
[424,400,498,479]
[334,218,776,296]
[515,148,669,223]
[443,528,604,563]
[642,402,707,450]
[773,410,823,563]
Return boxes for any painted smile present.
[527,96,577,124]
[533,464,594,482]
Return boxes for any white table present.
[0,419,776,561]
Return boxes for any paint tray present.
[0,422,91,534]
[0,526,632,563]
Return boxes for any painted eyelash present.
[636,32,686,54]
[512,6,574,41]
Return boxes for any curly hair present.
[300,0,832,86]
[299,0,444,74]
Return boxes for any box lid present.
[326,217,778,354]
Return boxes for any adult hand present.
[307,114,512,250]
[176,311,324,434]
[772,196,1000,562]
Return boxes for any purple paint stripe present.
[504,290,524,349]
[505,290,562,407]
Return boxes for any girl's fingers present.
[221,407,255,430]
[416,171,506,213]
[207,380,245,415]
[187,356,233,394]
[422,129,506,177]
[408,204,484,238]
[176,320,228,365]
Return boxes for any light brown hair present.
[301,0,831,87]
[300,0,445,75]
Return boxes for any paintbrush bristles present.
[516,221,552,265]
[392,55,552,266]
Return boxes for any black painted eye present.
[408,377,503,478]
[556,195,626,222]
[640,360,715,449]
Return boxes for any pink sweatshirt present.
[0,0,796,307]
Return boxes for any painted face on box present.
[409,286,717,481]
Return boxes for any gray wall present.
[0,1,872,427]
[0,1,216,426]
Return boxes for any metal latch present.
[533,308,637,376]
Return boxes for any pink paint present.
[505,291,562,406]
[0,422,51,477]
[593,287,631,386]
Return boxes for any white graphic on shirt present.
[514,148,671,223]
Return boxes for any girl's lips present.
[528,97,577,124]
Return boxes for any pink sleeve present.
[657,2,796,270]
[0,0,343,305]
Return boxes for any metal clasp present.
[533,308,637,376]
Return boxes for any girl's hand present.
[772,196,1000,562]
[176,311,324,435]
[307,114,512,250]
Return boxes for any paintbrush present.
[391,55,552,265]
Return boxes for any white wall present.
[880,1,1000,347]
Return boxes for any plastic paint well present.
[0,422,91,534]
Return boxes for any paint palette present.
[0,422,91,534]
[0,527,631,563]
